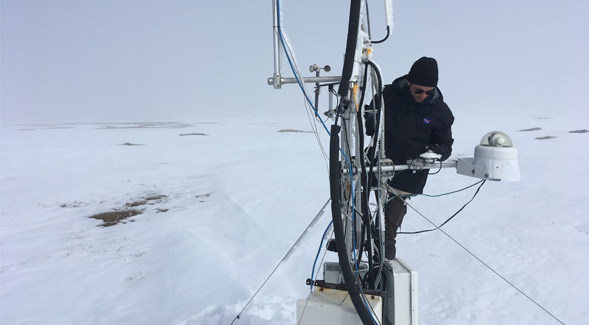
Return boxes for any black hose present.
[329,124,376,325]
[337,0,362,98]
[365,60,383,159]
[364,61,383,178]
[356,62,374,289]
[364,60,384,270]
[357,111,375,289]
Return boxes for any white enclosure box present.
[323,262,369,286]
[386,258,418,325]
[323,262,344,285]
[296,287,382,325]
[472,145,519,181]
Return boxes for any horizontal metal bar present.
[379,161,458,172]
[267,76,342,86]
[342,160,458,174]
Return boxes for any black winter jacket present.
[366,75,454,194]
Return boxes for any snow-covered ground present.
[1,111,588,324]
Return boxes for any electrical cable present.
[419,180,484,197]
[395,180,486,235]
[275,13,330,136]
[339,116,370,297]
[298,224,334,325]
[277,0,362,175]
[302,91,329,165]
[362,60,387,289]
[330,123,379,325]
[275,0,334,176]
[345,121,381,325]
[399,192,566,325]
[357,61,381,289]
[310,220,334,292]
[230,198,331,324]
[280,30,329,165]
[428,160,443,175]
[371,26,390,44]
[385,179,484,204]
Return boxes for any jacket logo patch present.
[423,117,431,125]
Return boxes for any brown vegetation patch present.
[180,133,208,136]
[88,194,169,227]
[196,193,211,202]
[146,194,167,201]
[97,122,191,129]
[119,143,144,146]
[89,210,142,227]
[277,129,313,133]
[126,200,147,207]
[59,201,87,208]
[519,127,541,132]
[126,195,168,207]
[569,129,588,134]
[535,136,556,140]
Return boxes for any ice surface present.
[1,111,588,324]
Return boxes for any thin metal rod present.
[267,76,342,86]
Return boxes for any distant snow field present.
[1,115,588,324]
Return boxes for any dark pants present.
[384,195,407,260]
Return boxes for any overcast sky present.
[2,0,588,124]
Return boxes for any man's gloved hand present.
[427,144,440,153]
[426,144,450,161]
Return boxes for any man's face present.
[408,82,435,103]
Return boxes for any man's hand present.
[427,144,440,153]
[426,144,450,161]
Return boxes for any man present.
[365,57,454,261]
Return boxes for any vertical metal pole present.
[314,70,320,110]
[373,68,386,160]
[272,0,282,89]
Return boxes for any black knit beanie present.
[407,57,438,87]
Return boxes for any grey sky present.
[2,0,588,124]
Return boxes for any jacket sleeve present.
[429,105,455,162]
